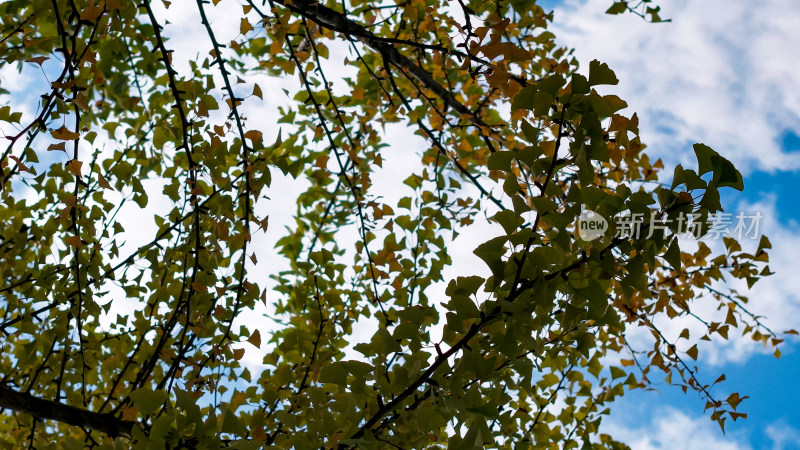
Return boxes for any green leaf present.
[710,154,744,191]
[700,185,722,212]
[343,360,374,379]
[488,151,514,171]
[571,73,590,95]
[610,366,626,379]
[588,60,619,86]
[533,91,556,116]
[474,236,508,282]
[221,408,247,435]
[493,210,523,234]
[685,169,707,190]
[319,362,349,386]
[129,388,166,416]
[503,174,521,196]
[671,164,686,190]
[537,74,566,96]
[520,119,540,143]
[446,276,486,297]
[693,143,716,175]
[511,85,538,111]
[606,2,628,14]
[663,238,681,270]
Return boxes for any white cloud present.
[765,421,800,450]
[603,406,752,450]
[550,0,800,173]
[604,405,800,450]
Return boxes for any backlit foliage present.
[0,0,790,448]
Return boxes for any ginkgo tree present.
[0,0,790,448]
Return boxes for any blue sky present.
[547,0,800,448]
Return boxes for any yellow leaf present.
[64,235,83,248]
[80,5,103,22]
[540,140,556,157]
[726,392,746,410]
[9,156,30,173]
[252,427,267,441]
[686,344,698,360]
[72,94,90,112]
[248,330,261,348]
[97,172,113,190]
[51,80,75,89]
[725,309,737,327]
[67,160,82,176]
[120,406,138,421]
[253,84,262,99]
[51,126,80,141]
[233,348,245,360]
[197,100,210,117]
[240,18,254,35]
[25,56,48,66]
[48,142,66,153]
[260,216,269,232]
[244,130,262,144]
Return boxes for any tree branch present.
[256,0,497,131]
[0,385,134,439]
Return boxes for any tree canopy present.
[0,0,791,448]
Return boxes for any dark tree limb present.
[0,385,135,439]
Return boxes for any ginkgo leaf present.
[51,126,80,140]
[25,56,48,66]
[97,173,113,190]
[80,5,103,22]
[64,235,83,248]
[232,348,245,360]
[588,59,619,86]
[120,406,138,422]
[67,160,82,176]
[48,142,66,153]
[8,156,30,173]
[71,94,90,112]
[129,388,166,416]
[606,2,627,14]
[240,18,253,34]
[247,330,261,348]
